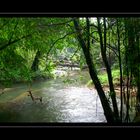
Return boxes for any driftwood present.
[27,90,42,103]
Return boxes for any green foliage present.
[86,80,93,87]
[98,69,120,85]
[112,69,120,78]
[0,17,72,86]
[86,69,120,86]
[98,74,108,85]
[0,17,139,96]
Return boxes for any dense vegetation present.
[0,17,140,123]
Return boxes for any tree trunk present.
[97,17,120,121]
[117,18,123,122]
[73,18,116,123]
[31,50,41,72]
[135,22,140,105]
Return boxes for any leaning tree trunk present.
[97,17,120,121]
[73,18,116,123]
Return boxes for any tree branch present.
[70,45,80,60]
[46,31,76,57]
[0,20,9,30]
[0,34,32,51]
[8,21,19,44]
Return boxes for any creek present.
[0,68,106,122]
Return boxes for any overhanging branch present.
[0,34,32,51]
[46,31,76,57]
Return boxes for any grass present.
[86,69,120,87]
[99,69,120,85]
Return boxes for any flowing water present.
[0,69,106,122]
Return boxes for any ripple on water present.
[0,80,107,122]
[41,86,106,122]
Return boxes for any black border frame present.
[0,12,140,128]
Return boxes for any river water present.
[0,69,106,122]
